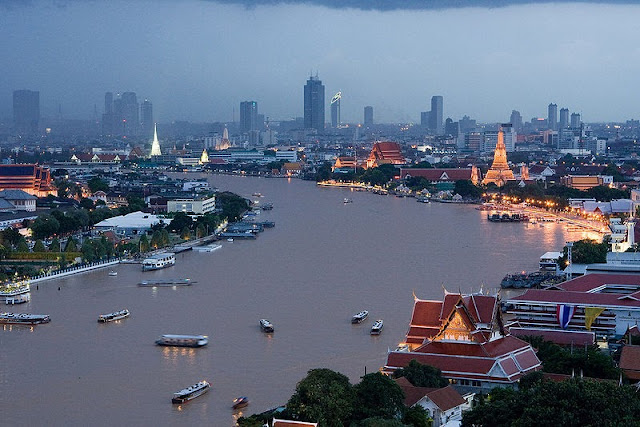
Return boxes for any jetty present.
[138,278,194,287]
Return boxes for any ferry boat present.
[108,271,118,276]
[0,282,30,297]
[142,252,176,271]
[232,396,249,409]
[0,312,51,324]
[4,293,30,305]
[171,380,210,404]
[351,310,369,324]
[138,278,192,287]
[98,309,130,323]
[192,244,222,253]
[252,192,263,197]
[259,319,274,333]
[370,319,384,335]
[155,334,208,347]
[262,203,273,210]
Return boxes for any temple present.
[365,142,405,169]
[150,124,162,157]
[482,128,514,186]
[0,164,56,197]
[383,290,541,393]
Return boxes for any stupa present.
[482,127,514,186]
[150,124,162,157]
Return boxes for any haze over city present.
[1,0,639,124]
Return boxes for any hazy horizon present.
[2,0,639,124]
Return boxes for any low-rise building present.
[167,195,216,215]
[0,189,37,211]
[400,167,482,185]
[395,377,470,427]
[94,211,163,236]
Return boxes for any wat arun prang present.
[482,126,515,187]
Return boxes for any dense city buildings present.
[13,89,40,135]
[303,74,325,132]
[364,106,373,127]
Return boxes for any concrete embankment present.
[29,259,120,284]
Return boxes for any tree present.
[559,239,608,266]
[352,373,405,421]
[49,238,61,252]
[150,230,162,248]
[79,198,95,210]
[16,238,29,252]
[180,226,191,240]
[401,405,430,427]
[33,240,46,252]
[30,214,60,240]
[81,240,96,263]
[217,192,250,222]
[139,234,150,253]
[65,237,77,252]
[169,212,193,232]
[454,180,482,199]
[195,223,206,238]
[393,360,448,388]
[87,177,109,193]
[286,368,356,426]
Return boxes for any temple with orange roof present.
[383,289,541,392]
[482,127,515,186]
[365,142,405,169]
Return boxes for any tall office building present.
[559,108,570,129]
[102,92,114,135]
[240,101,258,132]
[420,111,430,128]
[510,110,523,133]
[121,92,139,136]
[330,92,341,128]
[570,113,581,129]
[429,95,443,134]
[304,74,325,132]
[548,103,558,130]
[140,99,154,138]
[13,90,40,134]
[364,106,373,127]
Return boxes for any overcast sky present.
[1,0,639,124]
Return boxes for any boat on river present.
[351,310,369,324]
[232,396,249,409]
[155,334,208,347]
[370,319,384,335]
[0,282,30,297]
[193,244,222,253]
[343,198,353,204]
[142,252,175,271]
[0,312,50,324]
[4,293,30,305]
[171,380,210,404]
[138,278,193,287]
[98,309,129,323]
[108,271,118,276]
[259,319,274,333]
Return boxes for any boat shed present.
[94,211,163,236]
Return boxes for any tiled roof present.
[463,294,496,324]
[386,352,496,375]
[619,346,640,380]
[426,386,467,412]
[400,168,474,181]
[411,300,443,327]
[509,327,595,346]
[0,189,37,200]
[558,273,640,292]
[509,289,640,308]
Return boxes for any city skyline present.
[2,1,640,123]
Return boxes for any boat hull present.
[172,383,210,404]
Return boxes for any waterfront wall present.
[29,258,120,284]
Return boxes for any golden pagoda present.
[482,127,514,187]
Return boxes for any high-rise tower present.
[364,106,373,127]
[330,91,341,128]
[559,108,570,129]
[548,103,558,130]
[13,90,40,134]
[140,99,153,138]
[429,96,443,134]
[304,74,325,132]
[240,101,258,132]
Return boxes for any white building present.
[94,211,163,236]
[275,150,298,162]
[167,196,216,215]
[0,190,37,212]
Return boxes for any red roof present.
[411,300,444,327]
[462,294,496,325]
[510,289,640,308]
[510,327,595,346]
[426,386,467,411]
[400,168,474,181]
[558,273,640,292]
[619,345,640,380]
[386,352,496,375]
[273,420,318,427]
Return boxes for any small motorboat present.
[370,319,384,335]
[343,198,353,204]
[351,310,369,324]
[171,380,210,404]
[108,271,118,276]
[232,396,249,410]
[227,238,234,242]
[259,319,274,333]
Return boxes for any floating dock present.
[138,278,194,287]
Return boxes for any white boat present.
[370,319,384,335]
[259,319,274,333]
[252,192,263,197]
[0,313,51,324]
[351,310,369,324]
[172,380,210,404]
[98,309,130,323]
[343,198,353,204]
[108,271,118,276]
[0,283,30,297]
[227,238,234,242]
[142,252,176,271]
[155,334,208,347]
[4,293,30,305]
[193,244,222,253]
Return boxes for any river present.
[0,175,590,426]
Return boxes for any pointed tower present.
[150,124,162,157]
[482,127,514,186]
[200,148,209,164]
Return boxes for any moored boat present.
[4,293,30,305]
[98,309,130,323]
[232,396,249,409]
[171,380,210,404]
[343,198,353,204]
[155,334,208,347]
[370,319,384,335]
[259,319,274,333]
[0,312,50,324]
[138,278,192,287]
[142,252,176,271]
[193,244,222,253]
[351,310,369,324]
[108,270,118,276]
[0,282,30,297]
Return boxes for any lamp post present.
[567,241,573,280]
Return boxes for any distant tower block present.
[482,127,515,187]
[150,123,162,156]
[331,91,341,128]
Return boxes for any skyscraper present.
[429,96,443,134]
[240,101,258,132]
[102,92,114,135]
[548,103,558,130]
[570,113,581,129]
[364,106,373,127]
[120,92,139,136]
[140,99,154,138]
[330,91,341,128]
[13,90,40,134]
[559,108,570,129]
[304,74,325,132]
[510,110,523,133]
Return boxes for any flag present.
[585,307,605,330]
[556,304,575,329]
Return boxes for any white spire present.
[150,123,162,157]
[200,148,209,164]
[223,127,229,140]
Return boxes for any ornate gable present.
[436,307,475,342]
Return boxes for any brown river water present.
[0,174,588,426]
